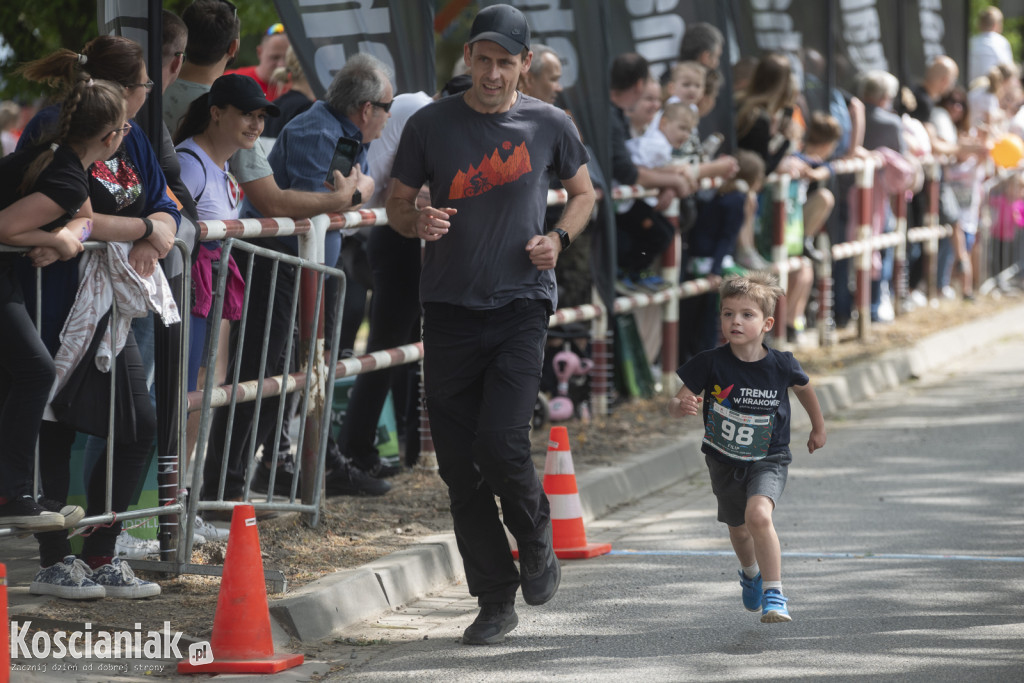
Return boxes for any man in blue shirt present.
[207,54,388,503]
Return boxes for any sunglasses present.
[267,23,285,36]
[368,100,393,113]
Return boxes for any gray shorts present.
[705,454,788,527]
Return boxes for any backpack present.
[176,147,207,203]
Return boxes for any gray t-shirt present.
[391,93,588,310]
[163,78,273,184]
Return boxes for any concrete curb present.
[267,303,1024,644]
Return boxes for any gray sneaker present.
[519,523,561,606]
[90,558,161,599]
[463,600,518,645]
[29,556,105,600]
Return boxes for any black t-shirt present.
[0,145,89,264]
[677,343,809,466]
[609,103,639,186]
[909,84,934,124]
[262,90,314,138]
[88,146,146,218]
[0,145,89,231]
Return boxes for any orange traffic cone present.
[2,563,9,683]
[177,505,303,674]
[540,426,611,560]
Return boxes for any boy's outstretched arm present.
[669,384,703,418]
[792,382,827,453]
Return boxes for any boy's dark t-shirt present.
[0,145,89,265]
[677,343,809,466]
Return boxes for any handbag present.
[50,309,137,440]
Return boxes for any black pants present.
[36,332,155,566]
[339,226,421,470]
[423,299,551,604]
[206,249,298,500]
[0,266,56,499]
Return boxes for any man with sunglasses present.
[218,53,391,501]
[164,0,361,226]
[225,21,291,101]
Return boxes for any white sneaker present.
[941,285,956,300]
[90,558,161,599]
[114,530,159,560]
[29,556,106,600]
[193,515,230,542]
[877,283,895,322]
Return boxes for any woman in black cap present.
[173,74,279,471]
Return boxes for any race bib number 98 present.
[704,402,774,461]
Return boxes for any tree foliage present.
[0,0,281,102]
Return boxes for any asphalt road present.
[327,335,1024,682]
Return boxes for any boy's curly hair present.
[720,271,783,319]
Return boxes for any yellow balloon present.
[991,134,1024,169]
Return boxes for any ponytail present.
[16,49,84,90]
[173,92,215,145]
[19,76,125,194]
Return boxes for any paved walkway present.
[4,303,1024,680]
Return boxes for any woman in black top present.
[0,76,125,541]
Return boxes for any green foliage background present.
[0,0,280,102]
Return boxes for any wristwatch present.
[551,228,570,251]
[350,189,362,206]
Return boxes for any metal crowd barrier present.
[0,238,191,545]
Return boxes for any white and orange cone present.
[539,426,611,560]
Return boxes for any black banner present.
[273,0,435,98]
[734,0,969,97]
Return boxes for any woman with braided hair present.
[0,75,125,545]
[15,39,180,601]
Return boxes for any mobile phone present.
[326,136,360,185]
[702,133,723,159]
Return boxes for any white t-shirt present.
[176,138,241,222]
[967,86,1001,130]
[968,31,1013,83]
[366,91,433,207]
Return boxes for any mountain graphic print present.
[447,140,532,201]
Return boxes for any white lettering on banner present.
[748,0,803,85]
[295,0,394,88]
[840,0,888,72]
[918,0,945,63]
[623,0,684,81]
[516,1,579,88]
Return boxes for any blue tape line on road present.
[609,549,1024,563]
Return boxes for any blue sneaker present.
[761,588,791,623]
[29,556,105,600]
[738,570,762,612]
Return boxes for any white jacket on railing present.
[46,242,180,406]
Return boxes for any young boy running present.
[669,272,826,622]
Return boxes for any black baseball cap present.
[440,74,473,97]
[208,74,280,117]
[468,4,530,55]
